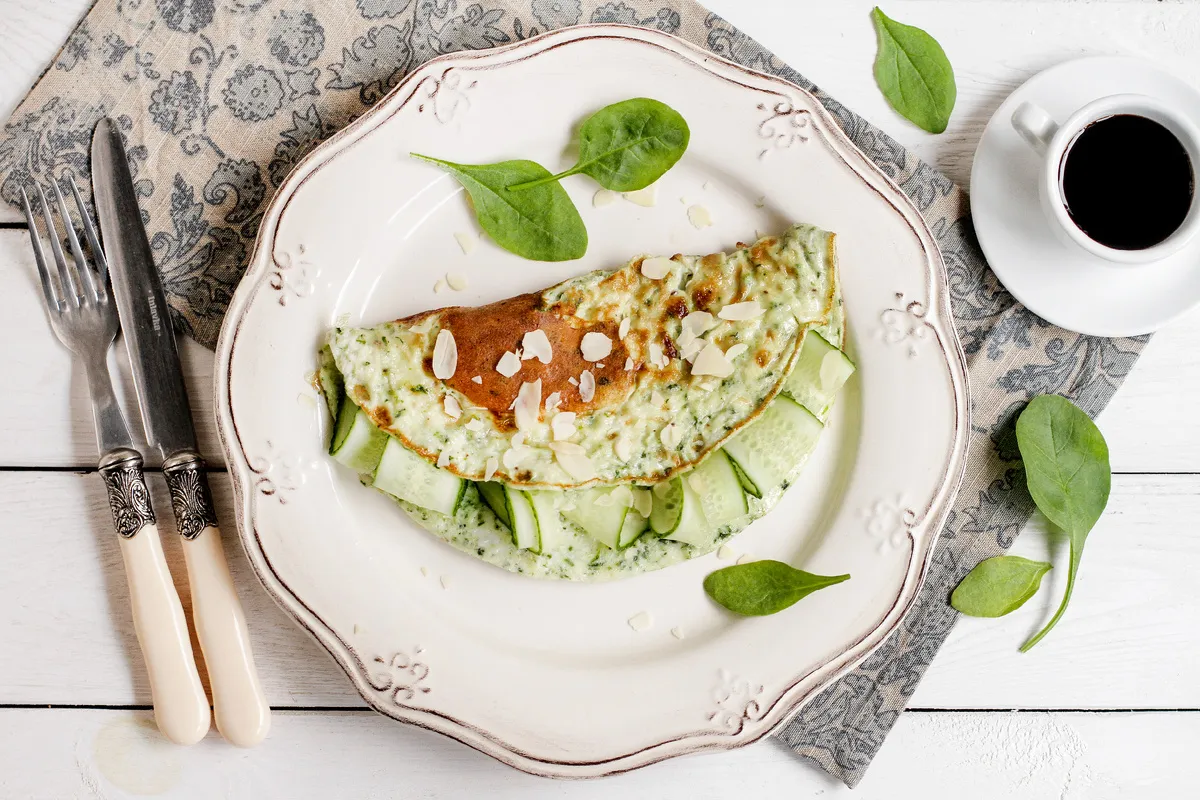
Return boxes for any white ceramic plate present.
[216,25,968,777]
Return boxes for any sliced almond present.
[436,450,450,468]
[614,436,633,462]
[618,317,631,340]
[433,329,458,379]
[511,431,527,449]
[496,350,522,378]
[660,423,682,449]
[502,446,528,470]
[551,411,577,441]
[632,488,653,518]
[687,204,713,229]
[484,456,498,481]
[682,310,715,337]
[725,343,749,361]
[579,370,596,403]
[718,301,764,321]
[471,375,483,384]
[465,419,484,432]
[640,255,673,280]
[443,395,462,420]
[651,390,666,407]
[593,188,618,208]
[409,316,436,335]
[446,272,469,291]
[648,342,665,369]
[549,441,596,481]
[624,185,658,207]
[453,231,476,255]
[624,357,635,371]
[545,391,562,412]
[691,341,734,378]
[595,486,632,508]
[681,336,704,362]
[627,611,653,632]
[611,485,634,508]
[581,332,612,362]
[521,329,553,364]
[568,376,579,387]
[514,380,542,431]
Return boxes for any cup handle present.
[1011,102,1059,155]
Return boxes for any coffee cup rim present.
[1041,93,1200,266]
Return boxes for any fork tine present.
[35,184,81,308]
[68,174,109,293]
[20,187,62,314]
[52,179,99,305]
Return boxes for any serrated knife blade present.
[90,117,197,460]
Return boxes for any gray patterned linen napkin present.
[0,0,1147,787]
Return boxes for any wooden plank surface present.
[2,707,1194,799]
[0,230,223,468]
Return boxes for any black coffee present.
[1059,114,1194,250]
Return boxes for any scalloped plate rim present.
[214,23,970,778]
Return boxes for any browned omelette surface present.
[328,224,837,488]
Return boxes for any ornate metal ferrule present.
[98,447,156,539]
[162,449,218,540]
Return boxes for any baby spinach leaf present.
[1015,394,1111,652]
[509,98,690,192]
[871,7,956,134]
[704,560,850,617]
[410,154,587,262]
[951,556,1052,618]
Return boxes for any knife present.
[92,118,271,747]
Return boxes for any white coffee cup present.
[1011,93,1200,265]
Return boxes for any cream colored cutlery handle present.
[181,525,270,747]
[164,452,270,748]
[100,449,210,746]
[116,527,212,745]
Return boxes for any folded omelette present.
[320,223,854,581]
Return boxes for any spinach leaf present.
[1015,394,1111,651]
[871,7,956,134]
[509,98,689,192]
[951,556,1052,618]
[410,154,587,262]
[703,560,850,617]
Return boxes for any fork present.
[21,178,211,746]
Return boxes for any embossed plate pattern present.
[215,25,969,777]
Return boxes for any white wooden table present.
[2,1,1199,796]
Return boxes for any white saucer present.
[971,56,1200,336]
